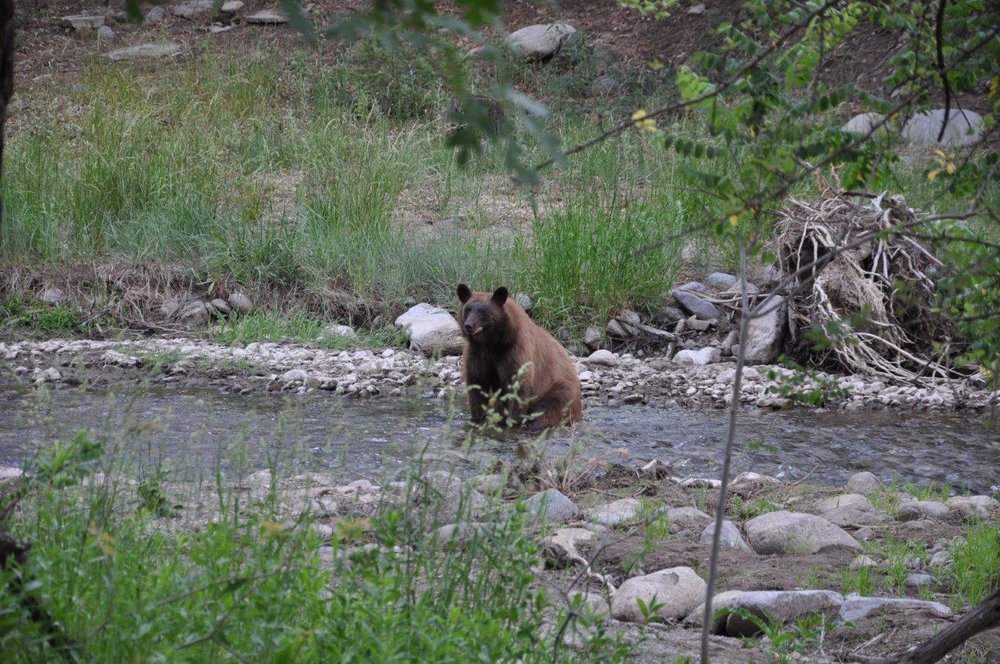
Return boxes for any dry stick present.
[700,240,751,664]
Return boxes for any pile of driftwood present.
[775,191,959,383]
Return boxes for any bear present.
[456,284,582,430]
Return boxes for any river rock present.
[671,288,720,320]
[743,295,786,364]
[505,23,576,59]
[585,498,640,527]
[321,324,358,339]
[845,471,881,494]
[513,293,533,312]
[569,590,611,620]
[673,347,721,366]
[820,506,889,527]
[902,109,983,147]
[583,326,604,351]
[38,287,67,305]
[105,42,183,61]
[542,527,596,568]
[667,506,713,532]
[0,466,22,482]
[815,494,874,513]
[210,298,231,317]
[102,350,141,368]
[62,14,106,30]
[584,349,617,366]
[654,306,685,325]
[744,511,861,555]
[246,10,288,24]
[179,300,210,326]
[281,369,307,384]
[33,367,62,384]
[906,573,934,588]
[420,470,485,522]
[838,594,952,622]
[394,303,463,357]
[841,112,886,136]
[686,590,843,637]
[434,522,486,549]
[220,1,244,12]
[611,566,706,623]
[896,500,950,522]
[143,6,167,24]
[945,495,998,520]
[850,555,880,570]
[705,273,739,290]
[700,520,752,552]
[523,488,578,524]
[97,25,116,40]
[172,1,215,19]
[929,550,953,568]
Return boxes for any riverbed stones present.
[671,288,721,320]
[686,590,844,637]
[210,298,231,317]
[172,1,215,19]
[583,326,604,351]
[815,494,874,513]
[612,566,706,623]
[902,109,983,147]
[97,26,116,40]
[838,594,952,622]
[105,42,183,61]
[700,520,752,552]
[584,349,617,366]
[321,324,358,339]
[841,112,886,136]
[505,23,576,59]
[227,291,253,314]
[945,495,998,520]
[845,471,881,494]
[523,488,578,524]
[38,287,67,305]
[246,10,288,24]
[394,303,463,357]
[542,527,596,568]
[896,500,950,522]
[102,350,141,368]
[666,506,712,532]
[143,6,167,24]
[32,367,62,384]
[673,347,721,366]
[585,498,640,527]
[420,470,485,522]
[743,295,786,364]
[744,511,861,554]
[220,0,244,12]
[705,273,739,290]
[179,300,210,326]
[62,14,106,31]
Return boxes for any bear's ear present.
[491,287,509,306]
[457,284,472,304]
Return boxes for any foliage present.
[950,523,1000,606]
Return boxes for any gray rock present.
[246,10,288,24]
[220,0,244,12]
[655,306,685,325]
[514,293,533,312]
[815,494,874,514]
[210,298,231,317]
[585,498,640,527]
[227,291,253,314]
[902,109,983,147]
[474,473,506,495]
[853,527,876,542]
[841,112,886,136]
[686,590,843,637]
[838,594,952,622]
[394,303,463,357]
[705,273,739,290]
[542,527,596,567]
[102,350,141,368]
[744,511,861,554]
[590,74,617,95]
[105,42,183,61]
[97,26,116,40]
[569,590,611,619]
[584,349,617,367]
[677,281,708,293]
[179,300,210,325]
[611,566,706,623]
[33,367,62,384]
[606,317,638,338]
[820,506,890,527]
[281,369,307,384]
[172,1,215,19]
[38,287,67,305]
[685,317,714,332]
[505,23,577,60]
[743,294,786,364]
[421,470,486,522]
[583,326,604,351]
[62,14,106,30]
[850,555,880,571]
[929,550,953,568]
[0,466,23,481]
[143,6,167,24]
[619,310,642,326]
[523,489,578,524]
[687,3,707,14]
[896,500,950,522]
[846,471,881,494]
[672,288,721,320]
[673,347,721,366]
[700,520,752,552]
[321,324,358,339]
[905,573,934,588]
[434,522,486,549]
[719,281,759,298]
[945,495,998,520]
[667,506,712,532]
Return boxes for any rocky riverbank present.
[2,337,998,413]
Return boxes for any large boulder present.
[744,511,861,554]
[523,489,578,524]
[700,520,752,552]
[611,567,706,623]
[896,500,950,521]
[584,498,640,527]
[845,471,881,494]
[945,495,998,520]
[686,589,844,637]
[671,288,721,320]
[840,112,886,136]
[743,294,786,364]
[394,303,464,356]
[505,23,577,60]
[902,109,983,147]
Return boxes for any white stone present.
[744,511,861,554]
[62,14,105,30]
[105,43,183,62]
[845,471,881,494]
[666,506,712,532]
[143,7,167,25]
[321,324,358,339]
[584,498,640,527]
[673,347,721,366]
[523,489,578,523]
[744,294,786,364]
[611,566,706,623]
[902,109,983,147]
[686,589,843,637]
[394,303,463,357]
[246,10,288,24]
[838,594,952,622]
[584,349,617,366]
[700,520,752,552]
[897,500,950,521]
[221,1,244,12]
[945,495,997,520]
[815,493,874,514]
[505,23,577,60]
[172,1,215,19]
[841,112,886,136]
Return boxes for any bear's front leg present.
[467,386,489,423]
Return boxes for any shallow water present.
[0,385,997,492]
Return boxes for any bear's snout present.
[463,322,475,335]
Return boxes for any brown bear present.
[456,284,582,430]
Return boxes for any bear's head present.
[456,284,514,345]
